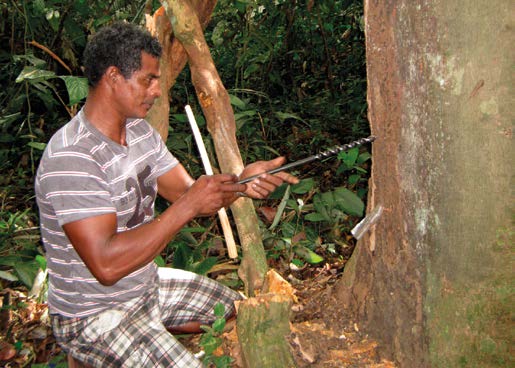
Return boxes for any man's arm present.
[156,163,195,203]
[63,171,243,286]
[63,158,297,286]
[157,158,299,202]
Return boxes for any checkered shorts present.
[51,268,242,367]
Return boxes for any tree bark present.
[159,0,268,295]
[336,1,513,367]
[237,270,297,368]
[145,1,218,140]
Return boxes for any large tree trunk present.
[336,1,513,367]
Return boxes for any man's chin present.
[132,109,151,119]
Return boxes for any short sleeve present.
[37,149,116,226]
[150,127,179,178]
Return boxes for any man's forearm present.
[94,196,197,285]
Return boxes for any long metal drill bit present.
[237,135,376,184]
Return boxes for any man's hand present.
[180,174,246,215]
[239,157,299,199]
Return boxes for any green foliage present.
[171,0,370,269]
[0,1,369,365]
[1,0,369,279]
[153,227,222,276]
[0,0,161,288]
[0,209,42,289]
[199,303,233,368]
[336,146,372,197]
[0,0,368,299]
[208,0,368,154]
[31,354,68,368]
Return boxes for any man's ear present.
[106,66,121,85]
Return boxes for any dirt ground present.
[0,263,396,367]
[287,268,395,368]
[184,263,397,368]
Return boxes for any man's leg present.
[52,295,204,367]
[157,267,243,333]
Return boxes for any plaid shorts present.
[51,268,242,367]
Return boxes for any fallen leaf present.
[350,340,378,354]
[258,206,277,223]
[292,335,317,363]
[0,341,16,361]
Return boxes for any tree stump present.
[236,270,297,368]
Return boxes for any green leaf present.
[0,113,21,126]
[211,355,233,367]
[34,88,58,111]
[12,54,47,68]
[348,174,361,185]
[214,302,226,317]
[0,255,23,266]
[234,110,257,120]
[274,111,307,125]
[243,63,260,78]
[154,255,165,267]
[293,245,324,264]
[15,66,56,83]
[312,194,331,221]
[291,258,304,267]
[212,318,226,334]
[171,243,192,270]
[27,142,47,150]
[33,0,45,13]
[60,76,88,105]
[35,255,47,270]
[0,134,15,143]
[180,226,207,233]
[269,185,290,230]
[304,212,327,222]
[279,221,295,238]
[172,113,189,123]
[191,257,218,275]
[291,178,315,194]
[338,147,359,168]
[200,325,214,334]
[14,261,40,288]
[0,270,18,282]
[333,187,364,216]
[234,0,249,13]
[357,151,372,164]
[200,335,221,355]
[229,94,247,109]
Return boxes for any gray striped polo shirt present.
[35,109,178,317]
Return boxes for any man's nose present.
[150,80,162,98]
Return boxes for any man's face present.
[114,52,161,119]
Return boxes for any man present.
[35,22,297,367]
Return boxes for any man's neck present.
[83,91,127,146]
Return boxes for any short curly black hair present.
[83,22,162,87]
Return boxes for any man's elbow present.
[90,267,121,286]
[97,276,118,287]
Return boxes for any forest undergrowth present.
[0,1,375,366]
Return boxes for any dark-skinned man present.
[35,22,297,367]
